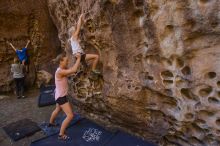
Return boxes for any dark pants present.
[14,77,25,96]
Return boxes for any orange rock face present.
[48,0,220,145]
[0,0,60,92]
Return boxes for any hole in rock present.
[145,55,159,64]
[188,137,203,145]
[198,110,215,117]
[175,76,186,87]
[216,119,220,126]
[216,130,220,135]
[149,102,157,107]
[195,119,206,125]
[181,88,198,100]
[199,86,212,97]
[133,0,144,7]
[181,66,191,76]
[195,102,202,110]
[185,113,194,119]
[161,70,173,78]
[117,71,123,78]
[208,97,219,104]
[146,76,154,80]
[199,0,211,4]
[175,58,184,68]
[164,89,173,95]
[211,21,218,28]
[163,25,174,37]
[218,91,220,97]
[217,81,220,88]
[128,85,131,89]
[135,87,141,90]
[188,123,205,135]
[133,10,144,17]
[161,59,172,67]
[163,80,173,86]
[205,72,217,79]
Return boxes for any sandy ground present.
[0,89,56,146]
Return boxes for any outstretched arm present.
[72,14,85,39]
[59,54,81,77]
[7,42,16,52]
[25,40,30,48]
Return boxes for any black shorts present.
[56,96,68,105]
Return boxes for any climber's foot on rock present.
[91,70,101,75]
[68,70,83,82]
[89,70,101,80]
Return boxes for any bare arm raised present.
[7,41,16,52]
[58,54,81,77]
[72,14,85,40]
[25,40,30,48]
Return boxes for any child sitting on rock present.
[7,40,30,72]
[68,13,100,75]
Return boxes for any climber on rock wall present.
[7,40,30,73]
[49,53,81,141]
[68,13,100,76]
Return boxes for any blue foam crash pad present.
[40,85,55,93]
[38,85,56,107]
[39,113,82,136]
[105,131,156,146]
[3,119,41,141]
[31,119,115,146]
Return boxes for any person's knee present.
[67,113,74,120]
[54,107,61,113]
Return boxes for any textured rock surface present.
[48,0,220,145]
[0,0,60,92]
[36,70,53,88]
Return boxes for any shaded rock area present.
[0,0,61,92]
[48,0,220,145]
[36,70,53,88]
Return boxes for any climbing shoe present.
[92,70,101,75]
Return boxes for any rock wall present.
[48,0,220,145]
[0,0,60,92]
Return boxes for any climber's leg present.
[59,101,73,140]
[85,54,99,72]
[21,60,28,73]
[49,104,61,126]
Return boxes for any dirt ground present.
[0,89,57,146]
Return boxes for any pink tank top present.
[55,68,68,100]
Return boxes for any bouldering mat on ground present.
[31,118,115,146]
[3,119,41,141]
